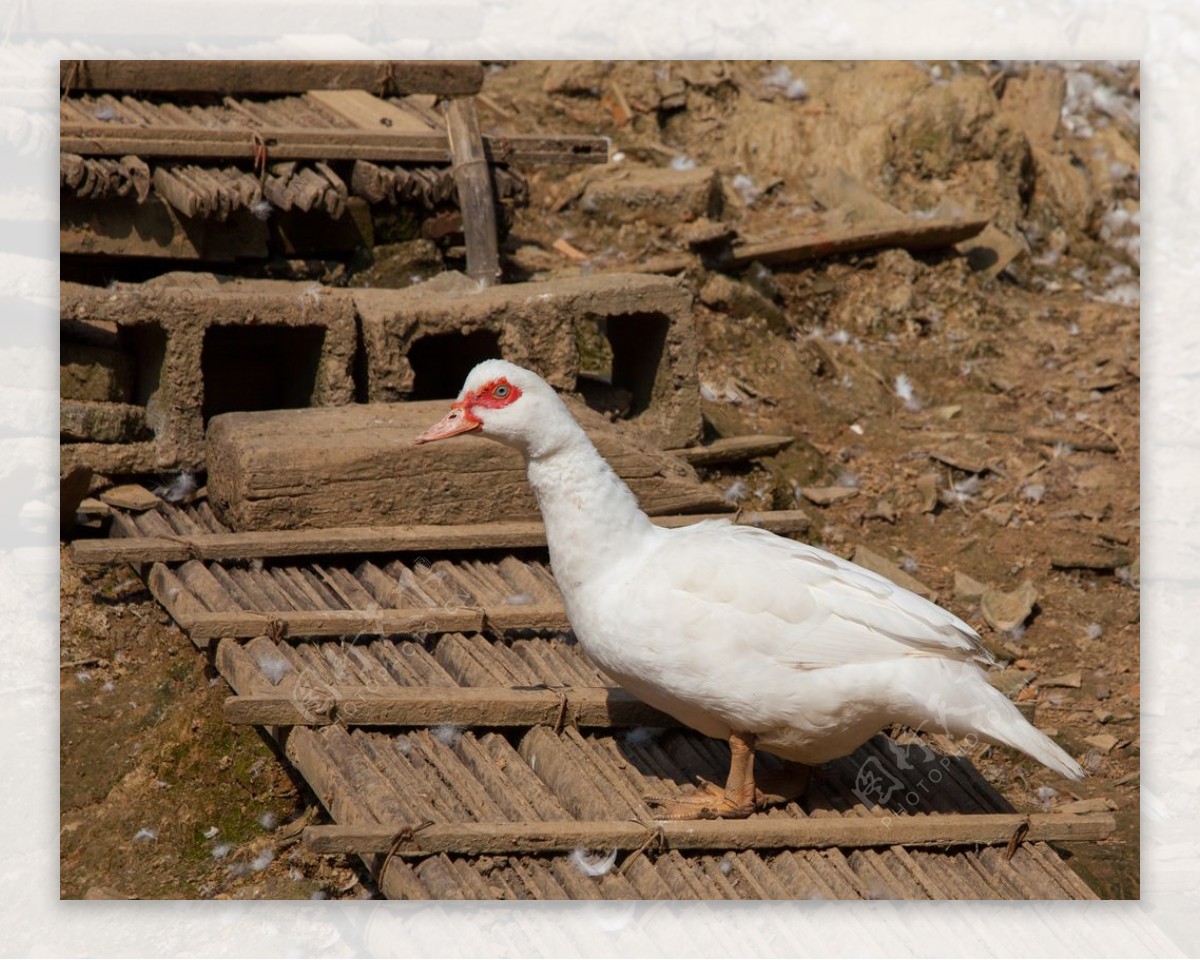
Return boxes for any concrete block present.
[354,272,701,449]
[61,400,152,443]
[60,279,357,472]
[61,341,135,402]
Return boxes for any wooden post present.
[444,98,501,287]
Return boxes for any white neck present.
[524,426,653,592]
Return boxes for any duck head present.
[416,359,578,458]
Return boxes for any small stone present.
[800,486,860,507]
[953,570,990,603]
[932,404,962,420]
[915,474,939,513]
[99,484,162,512]
[851,545,933,598]
[1084,733,1121,754]
[1093,709,1114,724]
[929,442,995,475]
[1042,671,1083,689]
[865,498,897,523]
[981,503,1014,527]
[980,580,1038,633]
[989,667,1037,698]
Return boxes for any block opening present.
[201,324,326,424]
[406,329,502,400]
[578,312,669,420]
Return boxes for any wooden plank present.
[670,434,796,467]
[182,606,486,641]
[303,812,1117,856]
[214,637,271,695]
[205,399,720,531]
[722,216,991,268]
[445,98,501,287]
[71,509,812,564]
[304,89,434,134]
[224,684,672,728]
[60,124,610,165]
[60,60,484,96]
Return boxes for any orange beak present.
[415,402,482,444]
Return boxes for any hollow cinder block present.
[59,279,357,473]
[354,272,701,449]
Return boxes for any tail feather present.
[916,661,1086,780]
[975,685,1085,780]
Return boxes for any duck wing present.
[645,520,993,670]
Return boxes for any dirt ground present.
[60,60,1140,899]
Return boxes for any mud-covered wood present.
[206,399,725,531]
[225,685,673,728]
[670,434,796,466]
[61,60,485,96]
[71,508,810,564]
[445,98,501,286]
[723,216,990,268]
[60,125,610,166]
[303,812,1117,856]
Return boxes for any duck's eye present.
[493,384,510,399]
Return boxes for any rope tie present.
[618,818,667,875]
[380,819,435,879]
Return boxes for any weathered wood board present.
[207,398,727,530]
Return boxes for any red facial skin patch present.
[460,377,523,412]
[415,377,522,443]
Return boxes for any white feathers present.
[570,848,618,877]
[730,174,760,206]
[258,812,278,830]
[893,374,922,412]
[431,724,462,747]
[669,155,696,171]
[211,843,233,860]
[251,199,273,221]
[133,827,157,843]
[721,479,749,503]
[251,849,274,871]
[155,470,199,503]
[256,653,290,686]
[762,64,809,100]
[505,592,535,606]
[436,359,1086,783]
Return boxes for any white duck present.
[418,359,1083,819]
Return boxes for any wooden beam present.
[669,434,796,467]
[163,602,570,641]
[60,124,610,166]
[722,216,990,268]
[303,812,1117,856]
[60,60,484,96]
[445,98,501,286]
[224,684,674,728]
[70,509,812,565]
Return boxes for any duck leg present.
[645,731,759,820]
